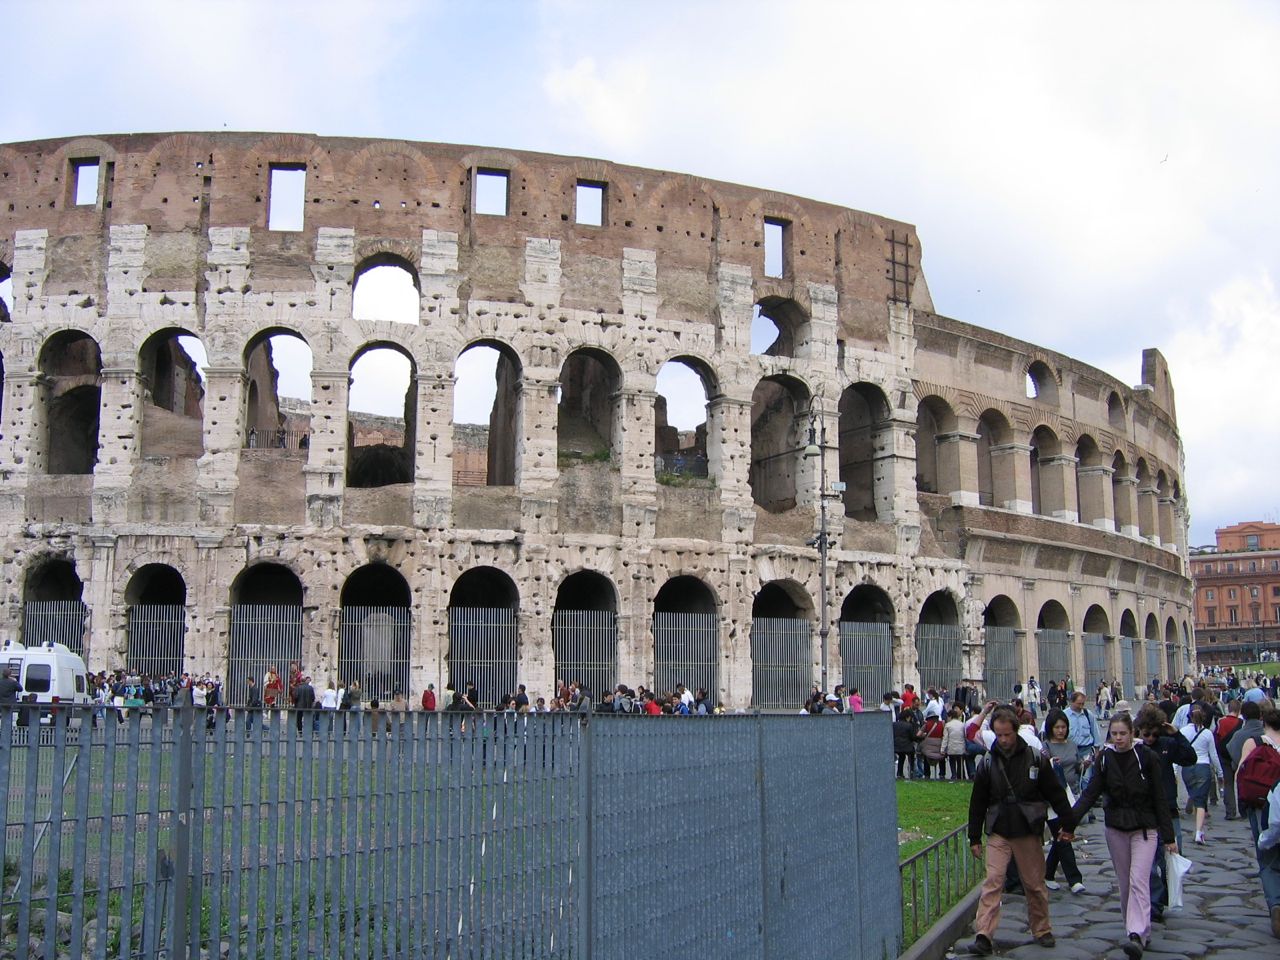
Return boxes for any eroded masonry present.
[0,133,1194,706]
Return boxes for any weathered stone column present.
[708,393,753,541]
[518,370,558,534]
[618,387,658,539]
[1113,474,1140,537]
[991,442,1033,513]
[92,360,144,524]
[936,430,980,506]
[1038,454,1078,522]
[412,368,454,528]
[304,369,349,527]
[196,366,246,525]
[1077,464,1115,530]
[1137,483,1159,542]
[1157,497,1176,549]
[0,371,45,522]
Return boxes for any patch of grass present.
[897,778,972,860]
[1234,661,1280,677]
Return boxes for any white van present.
[2,639,92,723]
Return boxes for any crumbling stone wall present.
[0,133,1196,702]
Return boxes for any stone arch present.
[752,296,811,358]
[1119,609,1138,638]
[1029,425,1062,517]
[347,341,416,488]
[838,381,892,521]
[138,327,206,457]
[1025,359,1060,406]
[241,133,336,187]
[22,555,88,653]
[339,564,412,699]
[242,327,312,449]
[39,330,102,474]
[124,563,188,679]
[653,574,720,700]
[352,252,421,326]
[654,354,719,483]
[982,594,1023,701]
[230,562,304,606]
[984,595,1022,628]
[454,339,523,486]
[976,408,1014,508]
[1107,391,1127,431]
[227,561,305,710]
[1082,604,1110,634]
[750,374,811,513]
[751,579,814,709]
[841,583,895,623]
[558,346,623,465]
[1038,600,1070,631]
[1074,434,1105,526]
[553,570,620,699]
[915,395,958,496]
[447,566,520,708]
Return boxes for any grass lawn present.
[897,778,972,860]
[1234,661,1280,677]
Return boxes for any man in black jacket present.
[967,706,1076,955]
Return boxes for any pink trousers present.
[1104,826,1159,942]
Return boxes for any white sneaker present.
[1071,882,1087,894]
[1045,880,1061,890]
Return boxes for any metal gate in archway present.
[751,617,811,709]
[653,612,718,700]
[552,609,618,702]
[1120,637,1136,698]
[23,601,88,657]
[1166,644,1177,681]
[983,626,1019,702]
[228,605,303,708]
[839,621,892,701]
[1036,629,1072,687]
[915,623,964,694]
[126,605,186,679]
[1083,633,1107,694]
[339,605,412,702]
[1146,640,1163,687]
[447,607,518,709]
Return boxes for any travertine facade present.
[0,132,1195,706]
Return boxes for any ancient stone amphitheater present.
[0,132,1193,708]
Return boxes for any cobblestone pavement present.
[951,807,1278,959]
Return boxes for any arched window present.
[915,397,957,496]
[125,564,187,679]
[552,571,619,701]
[653,576,719,701]
[557,348,622,466]
[976,409,1012,508]
[39,332,102,474]
[654,357,715,482]
[916,590,963,694]
[750,297,809,358]
[1111,452,1134,534]
[454,342,521,486]
[1025,360,1059,406]
[139,329,207,457]
[838,382,892,521]
[347,344,415,488]
[339,564,412,700]
[242,330,313,450]
[352,254,420,326]
[749,375,810,513]
[1029,425,1061,517]
[448,567,519,708]
[1107,391,1126,431]
[1074,435,1103,525]
[751,580,813,709]
[1035,600,1071,686]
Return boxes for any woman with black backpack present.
[1071,712,1177,959]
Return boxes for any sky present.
[1,0,1276,545]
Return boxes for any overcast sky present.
[2,0,1276,545]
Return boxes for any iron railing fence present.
[915,623,965,695]
[652,611,718,701]
[126,605,187,680]
[653,453,708,477]
[551,609,617,702]
[1036,629,1072,688]
[447,607,518,709]
[242,427,311,450]
[227,605,303,708]
[1120,636,1137,699]
[338,605,412,701]
[1082,632,1108,694]
[22,601,88,655]
[750,616,812,709]
[982,626,1019,702]
[839,620,892,702]
[0,707,901,960]
[899,823,984,947]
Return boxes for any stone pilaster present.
[991,442,1033,513]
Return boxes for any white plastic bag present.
[1165,849,1193,908]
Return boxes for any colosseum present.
[0,132,1194,708]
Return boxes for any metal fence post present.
[576,713,593,958]
[755,711,770,960]
[170,705,194,960]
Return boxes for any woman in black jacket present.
[1071,713,1178,959]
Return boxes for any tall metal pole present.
[808,408,830,695]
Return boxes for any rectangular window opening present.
[268,164,307,231]
[575,181,605,226]
[764,218,789,278]
[72,159,100,206]
[475,169,509,216]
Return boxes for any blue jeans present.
[1247,807,1280,909]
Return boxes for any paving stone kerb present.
[953,806,1274,958]
[0,133,1192,698]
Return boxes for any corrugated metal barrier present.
[0,708,900,960]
